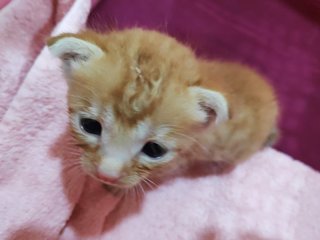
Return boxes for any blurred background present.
[87,0,320,171]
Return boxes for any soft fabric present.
[0,0,90,239]
[1,1,320,240]
[0,0,74,120]
[0,0,10,9]
[88,0,320,171]
[60,149,320,240]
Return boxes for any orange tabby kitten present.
[47,28,278,188]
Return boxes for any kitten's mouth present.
[96,173,119,185]
[83,168,123,187]
[96,177,124,188]
[95,173,132,188]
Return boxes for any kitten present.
[47,28,278,189]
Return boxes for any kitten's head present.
[47,29,228,188]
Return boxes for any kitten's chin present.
[98,179,126,188]
[96,176,132,188]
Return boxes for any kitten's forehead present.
[135,120,151,139]
[103,104,151,136]
[69,29,201,125]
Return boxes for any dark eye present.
[80,118,102,136]
[141,141,168,159]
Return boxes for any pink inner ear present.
[199,101,216,126]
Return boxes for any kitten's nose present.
[96,172,119,184]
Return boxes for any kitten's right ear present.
[47,34,104,73]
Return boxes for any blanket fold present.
[1,1,320,239]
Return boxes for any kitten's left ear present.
[189,86,229,125]
[47,34,104,73]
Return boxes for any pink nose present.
[96,172,118,184]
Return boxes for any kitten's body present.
[48,29,278,188]
[198,61,278,162]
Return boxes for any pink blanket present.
[1,1,320,239]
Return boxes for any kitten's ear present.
[47,34,104,73]
[189,86,229,125]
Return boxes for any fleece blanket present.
[1,1,320,239]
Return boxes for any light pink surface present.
[0,0,91,239]
[0,0,10,9]
[0,0,74,120]
[1,1,320,239]
[59,149,320,240]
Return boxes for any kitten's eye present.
[80,118,102,136]
[141,141,167,159]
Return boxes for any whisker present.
[62,163,83,175]
[133,186,139,203]
[60,154,80,159]
[68,95,93,102]
[157,123,211,154]
[142,178,154,190]
[127,188,133,199]
[63,161,81,169]
[171,131,211,156]
[69,80,97,96]
[62,147,82,152]
[63,148,82,154]
[62,152,82,158]
[158,123,185,131]
[84,170,105,183]
[143,177,158,189]
[138,183,145,198]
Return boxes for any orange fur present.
[47,28,279,188]
[198,61,279,162]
